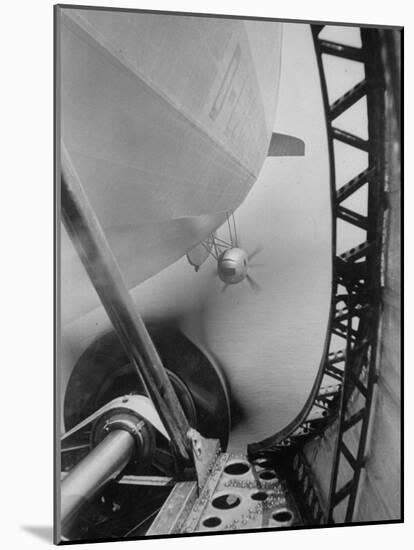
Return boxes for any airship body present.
[59,9,290,410]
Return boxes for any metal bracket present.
[61,394,170,452]
[187,428,221,490]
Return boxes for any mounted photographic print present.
[55,3,402,544]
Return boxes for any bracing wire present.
[200,239,218,260]
[231,212,238,247]
[226,212,234,246]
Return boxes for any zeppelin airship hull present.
[60,9,282,325]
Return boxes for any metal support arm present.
[60,143,192,461]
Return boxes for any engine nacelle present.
[217,248,249,285]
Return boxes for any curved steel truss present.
[249,25,400,524]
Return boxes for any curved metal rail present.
[248,26,391,468]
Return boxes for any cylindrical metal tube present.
[60,143,191,461]
[61,429,135,530]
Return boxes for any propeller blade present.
[248,246,263,262]
[221,284,229,293]
[246,274,262,293]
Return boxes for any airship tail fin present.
[268,132,305,157]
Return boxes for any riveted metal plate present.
[181,453,302,533]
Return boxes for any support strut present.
[60,143,192,462]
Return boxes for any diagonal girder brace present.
[337,205,368,229]
[332,127,370,151]
[324,363,345,382]
[329,80,368,120]
[336,166,376,204]
[339,241,374,262]
[343,408,366,431]
[319,40,366,62]
[332,479,355,507]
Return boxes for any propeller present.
[213,244,264,293]
[246,274,262,293]
[206,216,265,293]
[248,246,263,262]
[246,245,264,293]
